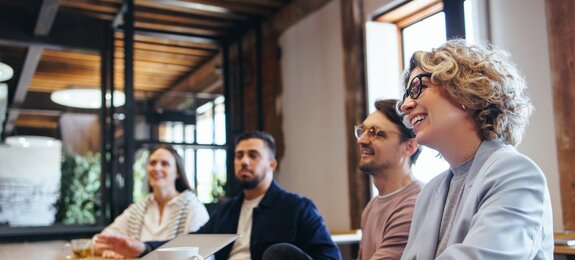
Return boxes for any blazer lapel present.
[417,171,452,258]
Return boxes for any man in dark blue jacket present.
[96,131,341,260]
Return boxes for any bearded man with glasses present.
[355,99,422,260]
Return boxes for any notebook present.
[141,234,239,259]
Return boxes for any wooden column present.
[340,0,370,229]
[545,0,575,230]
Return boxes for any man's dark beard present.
[238,178,260,189]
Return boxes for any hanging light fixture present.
[50,88,125,109]
[0,62,13,82]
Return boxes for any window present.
[139,95,227,204]
[366,0,474,184]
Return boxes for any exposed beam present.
[135,10,235,29]
[112,3,127,29]
[545,0,575,230]
[133,20,227,37]
[5,47,44,134]
[34,0,60,36]
[154,53,221,109]
[222,0,283,9]
[266,0,333,37]
[341,0,369,229]
[136,0,248,20]
[0,11,104,51]
[118,27,222,44]
[169,0,275,16]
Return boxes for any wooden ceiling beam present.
[224,0,284,9]
[154,53,221,109]
[114,42,214,55]
[172,0,275,16]
[34,0,60,36]
[115,33,219,50]
[136,0,248,20]
[135,21,226,36]
[113,60,191,72]
[114,50,206,65]
[0,9,105,51]
[267,0,333,37]
[60,0,120,15]
[135,9,235,29]
[135,28,221,44]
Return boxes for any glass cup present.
[70,238,92,260]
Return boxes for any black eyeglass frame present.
[398,73,433,109]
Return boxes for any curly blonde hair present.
[403,39,533,146]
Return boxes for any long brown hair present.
[149,145,192,192]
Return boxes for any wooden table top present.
[0,240,138,260]
[555,231,575,255]
[3,232,575,258]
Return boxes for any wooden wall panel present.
[340,0,369,229]
[545,0,575,230]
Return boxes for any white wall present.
[487,0,563,230]
[277,0,351,231]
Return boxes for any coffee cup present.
[157,247,204,260]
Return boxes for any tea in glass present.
[71,239,92,259]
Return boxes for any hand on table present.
[94,233,146,258]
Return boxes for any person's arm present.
[436,153,553,259]
[92,204,134,256]
[95,233,160,258]
[296,199,341,260]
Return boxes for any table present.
[555,231,575,259]
[0,240,137,260]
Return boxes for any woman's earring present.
[461,104,467,110]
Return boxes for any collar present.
[238,180,282,209]
[464,138,508,187]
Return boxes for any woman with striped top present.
[93,145,209,259]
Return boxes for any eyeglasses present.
[398,73,432,108]
[354,125,400,140]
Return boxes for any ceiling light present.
[0,62,14,82]
[50,88,125,109]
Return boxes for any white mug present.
[156,247,204,260]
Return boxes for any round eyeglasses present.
[397,73,432,109]
[354,125,400,140]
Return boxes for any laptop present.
[140,234,239,259]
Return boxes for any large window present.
[366,0,475,184]
[137,95,227,204]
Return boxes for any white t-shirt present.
[228,194,265,260]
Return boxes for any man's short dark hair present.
[234,131,276,158]
[375,99,422,165]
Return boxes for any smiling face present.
[234,138,276,190]
[357,111,410,175]
[147,148,179,193]
[400,67,471,150]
